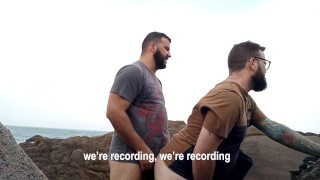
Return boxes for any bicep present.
[107,93,131,116]
[249,101,267,126]
[252,117,281,140]
[253,117,272,130]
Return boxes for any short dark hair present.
[228,41,266,73]
[141,32,171,53]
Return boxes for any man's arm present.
[253,118,320,157]
[193,127,224,180]
[106,93,153,171]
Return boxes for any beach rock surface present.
[296,157,320,180]
[243,127,320,180]
[18,121,320,180]
[0,122,48,180]
[20,131,112,180]
[18,120,184,180]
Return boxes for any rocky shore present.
[1,121,320,180]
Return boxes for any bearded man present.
[155,41,320,180]
[107,32,171,180]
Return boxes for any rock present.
[0,122,48,180]
[296,131,320,137]
[18,120,186,180]
[18,121,320,180]
[20,133,112,180]
[168,120,186,137]
[242,127,320,180]
[245,126,264,136]
[296,157,320,180]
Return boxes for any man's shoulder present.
[116,61,144,77]
[199,82,245,106]
[208,82,242,95]
[214,81,240,90]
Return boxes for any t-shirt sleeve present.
[199,91,242,138]
[249,99,267,125]
[110,65,143,102]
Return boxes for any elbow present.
[106,105,124,126]
[106,106,116,122]
[106,108,111,119]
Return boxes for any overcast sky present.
[1,0,319,133]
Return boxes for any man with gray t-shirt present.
[106,32,171,180]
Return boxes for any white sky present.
[1,0,319,133]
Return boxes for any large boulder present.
[0,122,48,180]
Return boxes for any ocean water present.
[5,125,108,143]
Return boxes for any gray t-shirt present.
[109,61,169,163]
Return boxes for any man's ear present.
[248,58,257,71]
[149,43,156,53]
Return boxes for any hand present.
[138,148,155,172]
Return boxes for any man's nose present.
[167,52,171,58]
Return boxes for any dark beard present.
[252,66,267,92]
[154,49,166,69]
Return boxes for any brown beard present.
[154,49,166,69]
[252,65,267,92]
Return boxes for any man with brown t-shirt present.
[154,41,320,180]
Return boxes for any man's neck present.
[225,72,252,93]
[139,56,157,75]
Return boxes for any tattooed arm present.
[253,118,320,157]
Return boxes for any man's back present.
[159,82,260,179]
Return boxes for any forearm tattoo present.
[255,118,320,157]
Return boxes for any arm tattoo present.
[254,118,320,157]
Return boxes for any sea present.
[5,125,108,144]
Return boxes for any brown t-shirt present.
[160,81,266,166]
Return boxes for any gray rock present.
[297,158,320,180]
[20,133,111,180]
[0,122,48,180]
